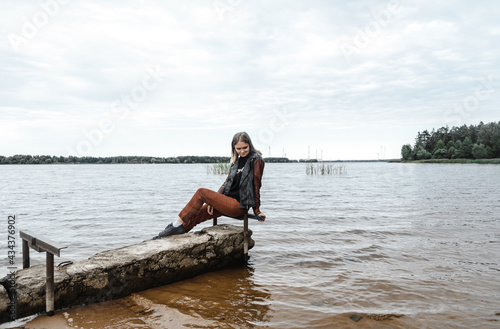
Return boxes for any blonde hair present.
[230,132,262,163]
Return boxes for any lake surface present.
[1,162,499,328]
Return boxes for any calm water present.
[1,162,500,328]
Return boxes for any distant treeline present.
[0,155,295,165]
[264,157,297,163]
[401,121,500,161]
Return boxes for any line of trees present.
[401,121,500,161]
[0,155,231,165]
[0,155,294,165]
[264,157,296,163]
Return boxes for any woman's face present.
[234,141,250,158]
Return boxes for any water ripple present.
[2,162,500,329]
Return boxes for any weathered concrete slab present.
[0,285,9,320]
[0,225,253,323]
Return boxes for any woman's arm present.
[252,158,265,216]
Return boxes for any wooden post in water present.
[46,252,55,316]
[243,213,249,262]
[22,239,30,269]
[214,213,258,262]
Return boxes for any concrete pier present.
[0,225,254,323]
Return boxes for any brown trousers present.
[179,188,248,232]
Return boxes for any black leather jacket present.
[219,152,265,213]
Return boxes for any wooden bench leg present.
[213,214,249,261]
[46,253,55,316]
[23,239,30,269]
[243,213,248,262]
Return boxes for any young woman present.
[153,132,266,238]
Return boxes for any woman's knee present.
[196,188,210,196]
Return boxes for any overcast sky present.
[1,0,499,160]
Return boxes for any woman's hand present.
[255,212,266,222]
[207,205,214,215]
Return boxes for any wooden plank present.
[19,230,36,244]
[29,242,45,253]
[20,231,45,252]
[218,213,265,222]
[20,230,67,257]
[36,239,67,257]
[228,214,264,221]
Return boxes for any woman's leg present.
[179,188,247,232]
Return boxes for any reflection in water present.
[139,265,271,327]
[24,266,272,329]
